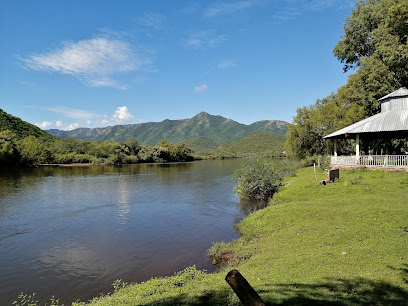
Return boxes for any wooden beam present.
[225,270,265,306]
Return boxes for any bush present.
[233,158,298,201]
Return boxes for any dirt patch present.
[211,252,251,265]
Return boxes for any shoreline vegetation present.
[15,166,408,305]
[1,129,285,168]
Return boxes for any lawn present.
[75,167,408,305]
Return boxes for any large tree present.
[286,0,408,159]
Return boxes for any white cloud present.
[217,60,236,69]
[35,121,53,129]
[112,106,134,124]
[98,114,110,125]
[185,32,227,49]
[137,12,167,30]
[270,0,354,23]
[204,1,257,18]
[194,85,208,93]
[56,120,80,131]
[46,106,98,120]
[20,36,147,89]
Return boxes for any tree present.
[285,94,364,159]
[125,138,141,155]
[18,136,52,166]
[333,0,408,110]
[0,130,20,166]
[286,0,408,159]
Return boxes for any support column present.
[356,134,360,157]
[333,139,338,157]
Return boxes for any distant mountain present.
[47,112,289,146]
[0,109,54,140]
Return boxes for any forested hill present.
[215,132,286,156]
[0,108,54,140]
[47,112,289,145]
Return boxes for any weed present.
[13,293,62,306]
[349,174,363,185]
[112,279,128,292]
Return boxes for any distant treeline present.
[0,131,194,167]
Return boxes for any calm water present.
[0,159,264,305]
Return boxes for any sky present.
[0,0,356,131]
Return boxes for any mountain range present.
[47,112,289,147]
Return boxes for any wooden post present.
[314,163,317,186]
[225,270,265,306]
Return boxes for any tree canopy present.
[286,0,408,159]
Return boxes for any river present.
[0,159,266,305]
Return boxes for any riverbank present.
[69,167,408,305]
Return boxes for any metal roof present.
[378,88,408,101]
[324,110,408,139]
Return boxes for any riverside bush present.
[233,158,298,201]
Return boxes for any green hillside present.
[0,109,53,140]
[215,132,286,156]
[47,112,289,145]
[181,138,220,154]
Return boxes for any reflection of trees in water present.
[235,199,268,224]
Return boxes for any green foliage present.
[216,132,285,157]
[73,266,206,306]
[18,136,53,166]
[112,279,129,292]
[333,0,408,116]
[233,158,298,201]
[0,130,21,167]
[285,94,363,159]
[13,293,62,306]
[0,109,54,141]
[181,138,220,155]
[286,0,408,159]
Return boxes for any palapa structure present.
[324,88,408,168]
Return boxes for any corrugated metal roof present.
[379,88,408,101]
[324,110,408,138]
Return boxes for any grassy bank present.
[73,167,408,305]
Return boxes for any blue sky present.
[0,0,355,130]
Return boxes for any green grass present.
[74,168,408,305]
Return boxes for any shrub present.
[233,158,298,201]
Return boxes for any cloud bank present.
[21,37,146,89]
[34,105,136,130]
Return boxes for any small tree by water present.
[233,158,298,201]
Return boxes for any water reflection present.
[116,176,131,224]
[0,159,273,305]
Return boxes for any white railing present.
[331,155,408,167]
